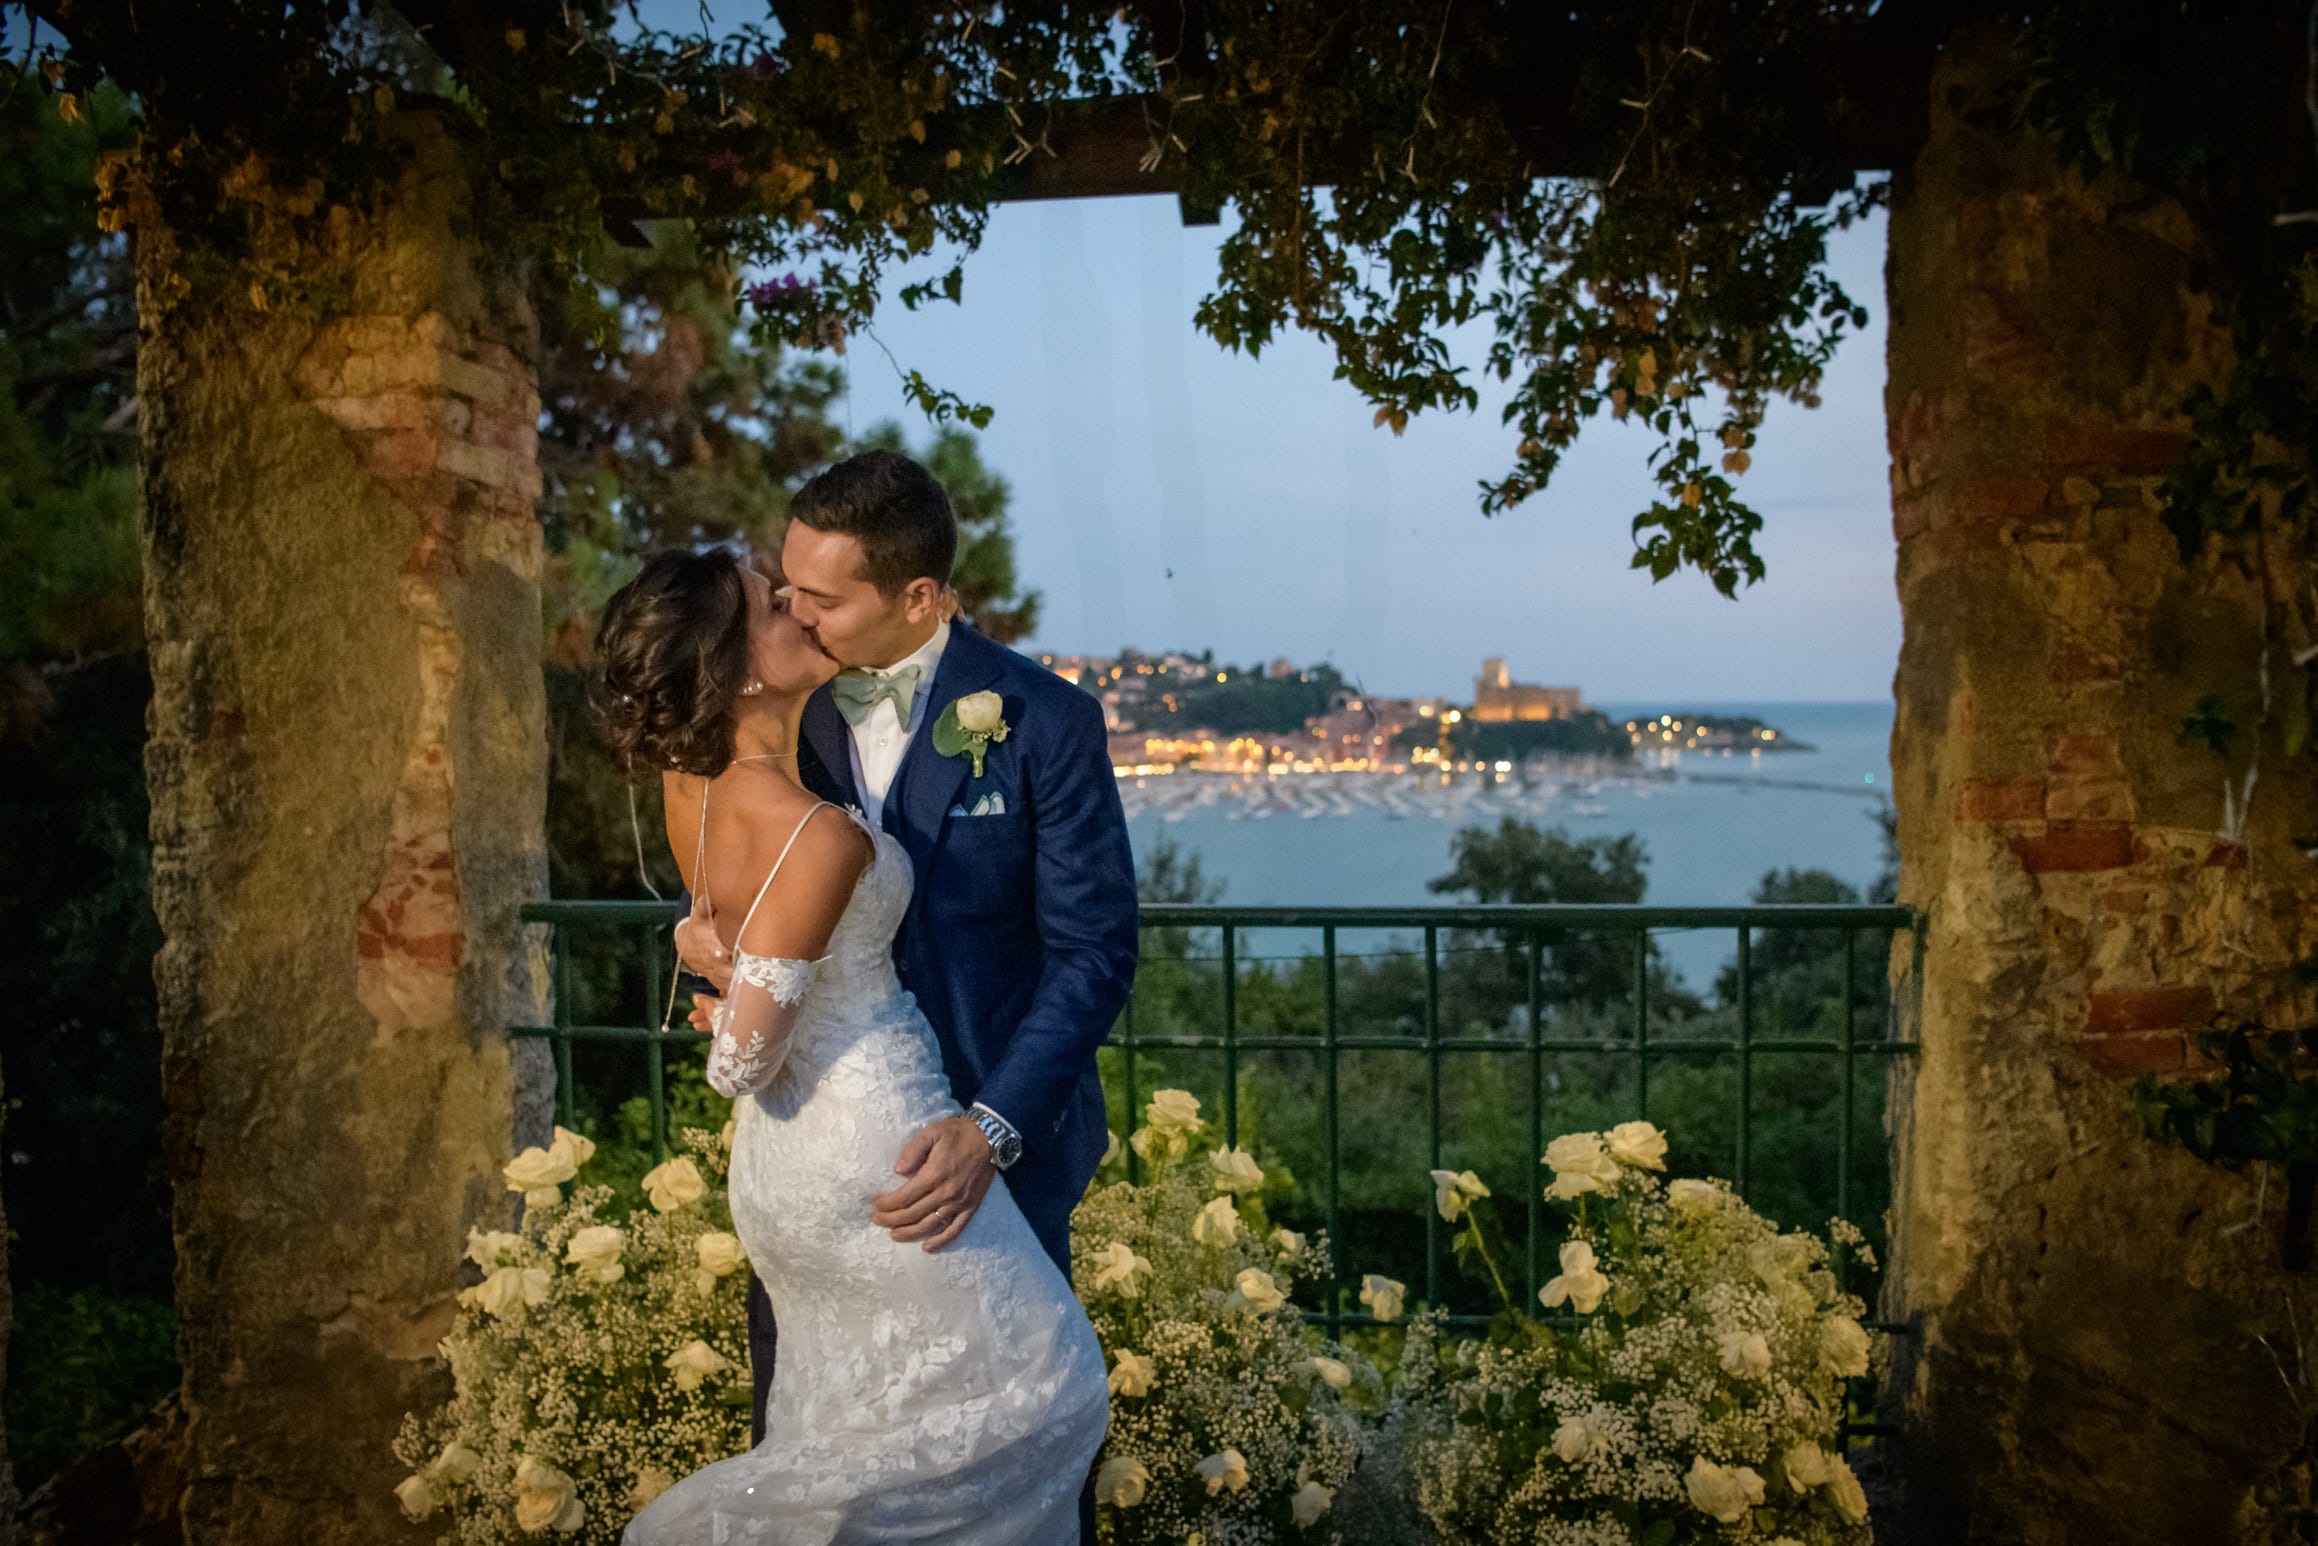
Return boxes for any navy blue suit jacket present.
[798,620,1139,1268]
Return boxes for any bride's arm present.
[703,810,873,1098]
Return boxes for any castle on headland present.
[1470,657,1585,722]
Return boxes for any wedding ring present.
[932,1209,950,1227]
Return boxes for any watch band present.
[968,1102,1023,1169]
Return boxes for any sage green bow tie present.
[831,664,923,726]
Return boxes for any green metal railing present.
[515,899,1922,1443]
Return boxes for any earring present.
[741,679,765,697]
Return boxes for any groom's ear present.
[898,576,945,623]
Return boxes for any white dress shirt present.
[838,619,1021,1154]
[846,619,950,828]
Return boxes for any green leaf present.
[930,699,967,759]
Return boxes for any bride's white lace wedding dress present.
[624,801,1109,1545]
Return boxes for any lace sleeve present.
[705,950,821,1097]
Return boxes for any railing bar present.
[552,925,576,1132]
[514,1024,710,1043]
[1527,928,1543,1304]
[643,928,668,1164]
[525,901,1925,927]
[1736,923,1753,1197]
[1633,925,1650,1119]
[1324,925,1343,1340]
[1425,926,1442,1310]
[1122,967,1140,1187]
[1839,927,1857,1247]
[1222,924,1239,1148]
[954,1032,1922,1055]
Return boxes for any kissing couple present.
[595,449,1139,1543]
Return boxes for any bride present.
[596,546,1109,1544]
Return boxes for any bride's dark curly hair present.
[595,547,754,777]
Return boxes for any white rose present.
[1196,1448,1250,1495]
[1749,1235,1810,1286]
[1826,1456,1870,1522]
[695,1230,746,1280]
[1683,1457,1766,1524]
[1822,1315,1871,1378]
[1210,1146,1266,1194]
[1291,1480,1334,1528]
[1430,1168,1491,1222]
[663,1338,731,1393]
[1273,1227,1306,1256]
[1227,1267,1287,1314]
[1667,1178,1723,1216]
[1552,1407,1619,1464]
[434,1442,482,1483]
[465,1228,524,1270]
[1782,1442,1833,1493]
[563,1224,625,1284]
[503,1144,575,1208]
[1605,1120,1668,1170]
[548,1124,596,1169]
[1358,1273,1405,1322]
[1108,1349,1156,1397]
[1145,1088,1204,1133]
[628,1469,675,1510]
[1090,1241,1152,1298]
[641,1156,706,1212]
[1299,1355,1352,1390]
[1192,1195,1241,1247]
[1129,1124,1189,1166]
[462,1264,550,1318]
[393,1473,438,1520]
[1539,1240,1609,1314]
[512,1457,585,1534]
[955,690,1007,735]
[1542,1132,1621,1199]
[719,1115,737,1151]
[1717,1329,1772,1379]
[1095,1455,1150,1508]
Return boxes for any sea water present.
[1120,700,1897,992]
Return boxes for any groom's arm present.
[971,684,1139,1146]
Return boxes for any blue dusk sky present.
[816,199,1898,706]
[3,8,1902,705]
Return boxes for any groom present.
[753,448,1136,1530]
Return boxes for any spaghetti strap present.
[732,802,836,945]
[691,781,713,920]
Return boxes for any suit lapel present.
[887,622,1008,871]
[799,686,860,810]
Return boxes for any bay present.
[1121,699,1897,991]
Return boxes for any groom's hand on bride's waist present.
[872,1117,997,1253]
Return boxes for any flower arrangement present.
[1390,1122,1882,1546]
[390,1123,753,1542]
[1071,1091,1371,1545]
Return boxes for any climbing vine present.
[2011,0,2318,793]
[10,0,1892,597]
[15,0,2318,621]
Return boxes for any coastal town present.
[1029,648,1814,821]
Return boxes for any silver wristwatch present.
[968,1103,1023,1170]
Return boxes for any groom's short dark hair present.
[789,449,958,597]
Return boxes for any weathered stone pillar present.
[1884,30,2318,1544]
[139,114,549,1541]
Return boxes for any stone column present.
[1883,30,2318,1544]
[139,115,549,1542]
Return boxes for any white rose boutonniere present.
[932,690,1010,777]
